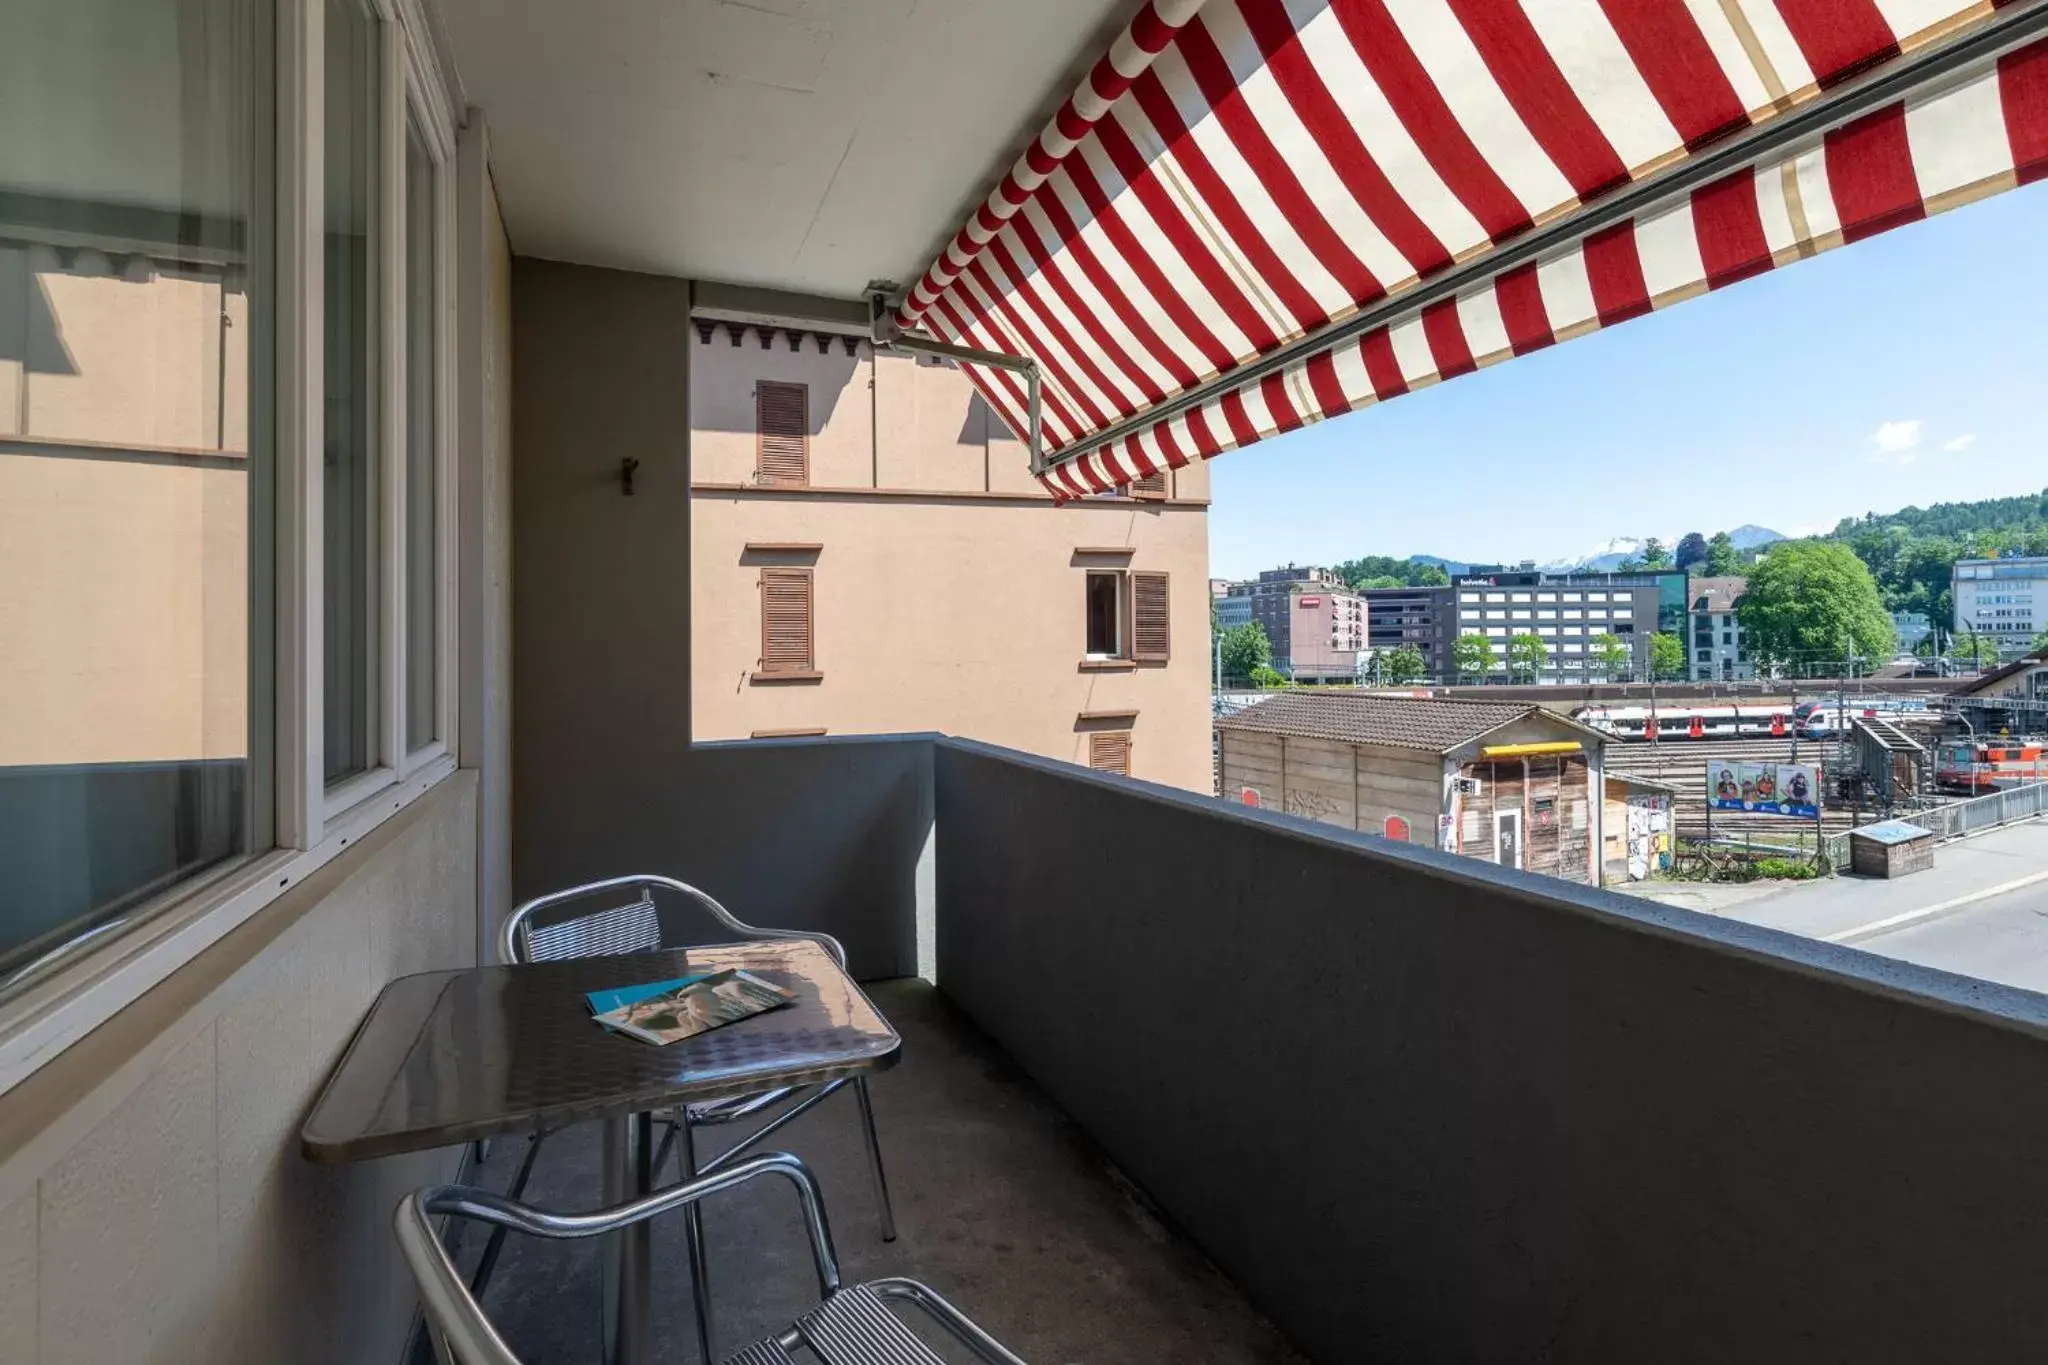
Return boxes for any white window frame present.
[0,0,464,1096]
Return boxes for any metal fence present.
[1822,782,2048,869]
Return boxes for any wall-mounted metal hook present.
[619,457,640,496]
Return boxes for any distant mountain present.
[1542,536,1646,572]
[1537,526,1787,572]
[1408,554,1471,576]
[1725,524,1786,550]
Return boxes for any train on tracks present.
[1575,697,1930,742]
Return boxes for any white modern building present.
[1954,555,2047,656]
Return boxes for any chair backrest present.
[500,874,847,969]
[515,893,662,964]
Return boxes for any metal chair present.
[396,1152,1028,1365]
[483,874,896,1363]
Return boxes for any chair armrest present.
[501,873,847,967]
[396,1189,527,1365]
[415,1151,842,1298]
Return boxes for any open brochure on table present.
[589,969,795,1045]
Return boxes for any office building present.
[1231,566,1360,681]
[1451,568,1670,682]
[1954,555,2047,655]
[1287,586,1368,682]
[1214,591,1254,633]
[1364,585,1455,679]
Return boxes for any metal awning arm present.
[868,282,1044,471]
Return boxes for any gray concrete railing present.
[589,734,2048,1359]
[932,737,2048,1363]
[1822,781,2048,868]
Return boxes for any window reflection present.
[0,0,271,989]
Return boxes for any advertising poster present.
[1707,761,1819,818]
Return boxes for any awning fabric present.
[899,1,2048,500]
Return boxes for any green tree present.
[1218,622,1272,685]
[1334,555,1453,590]
[1248,664,1289,689]
[1381,644,1427,685]
[1505,632,1548,682]
[1649,632,1686,681]
[1451,633,1494,682]
[1736,541,1896,676]
[1639,537,1672,569]
[1674,532,1708,571]
[1701,531,1743,577]
[1591,632,1632,680]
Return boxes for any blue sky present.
[1208,178,2048,580]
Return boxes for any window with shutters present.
[1088,731,1132,776]
[755,381,810,486]
[1131,572,1171,663]
[1130,471,1168,499]
[756,567,818,679]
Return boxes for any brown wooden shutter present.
[756,381,809,486]
[758,567,815,674]
[1130,571,1171,663]
[1131,471,1168,499]
[1088,731,1131,775]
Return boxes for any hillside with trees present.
[1819,486,2048,626]
[1334,555,1451,589]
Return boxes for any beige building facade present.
[690,326,1214,793]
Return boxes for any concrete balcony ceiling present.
[434,0,1139,291]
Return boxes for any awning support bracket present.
[867,282,1044,471]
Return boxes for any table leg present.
[601,1112,655,1365]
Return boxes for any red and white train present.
[1575,704,1799,741]
[1575,698,1929,742]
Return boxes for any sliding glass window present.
[0,0,274,992]
[322,0,378,787]
[403,115,439,756]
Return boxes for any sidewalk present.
[1618,818,2048,943]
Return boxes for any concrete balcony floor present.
[435,980,1304,1363]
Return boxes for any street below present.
[1623,818,2048,994]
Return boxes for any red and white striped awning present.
[896,0,2048,500]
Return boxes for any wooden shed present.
[1217,692,1609,884]
[1848,820,1936,879]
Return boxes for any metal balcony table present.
[302,938,901,1365]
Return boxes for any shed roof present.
[1216,691,1594,754]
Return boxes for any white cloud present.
[1869,420,1923,460]
[1942,432,1978,453]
